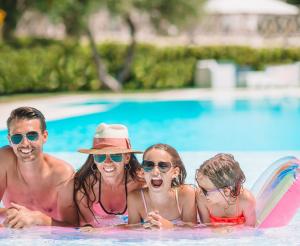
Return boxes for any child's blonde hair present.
[198,153,245,197]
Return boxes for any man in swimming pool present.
[0,107,77,228]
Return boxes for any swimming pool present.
[0,98,300,245]
[1,98,299,152]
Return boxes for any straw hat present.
[78,123,143,155]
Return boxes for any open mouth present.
[151,178,163,188]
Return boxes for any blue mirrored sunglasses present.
[10,131,39,145]
[93,154,123,164]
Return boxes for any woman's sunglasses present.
[141,160,172,173]
[10,131,39,145]
[93,154,123,164]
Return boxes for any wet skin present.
[0,119,76,228]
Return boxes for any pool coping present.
[1,87,300,130]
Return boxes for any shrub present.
[1,38,300,94]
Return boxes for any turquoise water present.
[0,99,299,152]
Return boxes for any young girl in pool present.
[195,153,256,227]
[127,144,197,229]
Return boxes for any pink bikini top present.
[90,172,128,227]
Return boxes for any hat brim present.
[78,147,143,155]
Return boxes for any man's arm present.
[4,203,51,228]
[0,147,10,225]
[0,147,10,201]
[3,178,77,228]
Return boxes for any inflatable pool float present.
[252,156,300,228]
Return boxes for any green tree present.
[105,0,206,91]
[2,0,205,91]
[40,0,205,91]
[0,0,34,40]
[34,0,122,91]
[286,0,300,5]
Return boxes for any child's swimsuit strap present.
[175,188,182,215]
[140,189,148,214]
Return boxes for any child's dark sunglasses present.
[93,154,123,164]
[10,131,39,145]
[141,160,173,173]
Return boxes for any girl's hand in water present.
[145,211,174,229]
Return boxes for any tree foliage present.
[286,0,300,5]
[1,0,205,91]
[34,0,107,37]
[0,0,34,40]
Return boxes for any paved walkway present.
[1,88,300,130]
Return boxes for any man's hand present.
[3,203,51,228]
[144,211,174,229]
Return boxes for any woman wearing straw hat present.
[74,123,144,227]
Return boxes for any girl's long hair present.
[73,154,141,224]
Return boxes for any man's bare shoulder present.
[0,146,16,167]
[44,153,75,181]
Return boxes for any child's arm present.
[180,185,197,224]
[241,189,256,227]
[195,188,210,224]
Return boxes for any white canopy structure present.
[205,0,299,15]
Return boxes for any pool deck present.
[0,88,300,130]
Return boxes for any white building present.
[201,0,299,35]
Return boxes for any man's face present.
[8,119,48,163]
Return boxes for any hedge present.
[1,38,300,94]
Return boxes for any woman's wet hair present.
[198,153,246,197]
[143,143,187,187]
[7,107,46,132]
[73,153,141,224]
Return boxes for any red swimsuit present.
[209,198,246,225]
[209,212,246,225]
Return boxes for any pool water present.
[0,98,300,245]
[0,212,300,245]
[1,98,299,152]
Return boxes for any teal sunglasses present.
[93,154,123,164]
[10,131,39,145]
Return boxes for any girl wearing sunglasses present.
[127,144,197,229]
[74,123,144,227]
[195,153,256,227]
